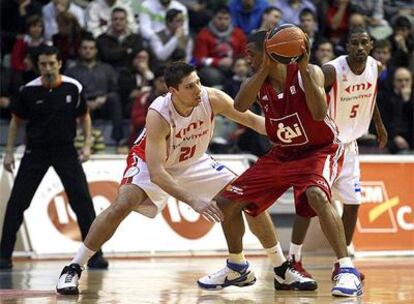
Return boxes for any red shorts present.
[222,143,344,218]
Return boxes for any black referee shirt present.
[12,76,88,146]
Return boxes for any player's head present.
[246,30,268,72]
[346,26,373,63]
[164,61,202,107]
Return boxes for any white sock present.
[338,257,354,268]
[265,242,286,268]
[228,252,246,265]
[71,243,96,266]
[347,245,354,255]
[288,243,303,260]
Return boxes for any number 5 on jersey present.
[350,104,360,118]
[179,145,196,162]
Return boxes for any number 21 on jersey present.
[179,145,196,162]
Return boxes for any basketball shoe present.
[289,255,313,278]
[274,261,318,290]
[56,263,83,295]
[331,267,363,297]
[332,262,365,281]
[197,260,256,289]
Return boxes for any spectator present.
[256,6,282,32]
[85,0,137,38]
[348,12,367,29]
[389,15,414,68]
[42,0,85,40]
[0,66,21,120]
[372,39,394,91]
[311,38,335,66]
[150,9,193,64]
[229,0,269,35]
[1,0,42,55]
[378,67,414,153]
[128,67,168,146]
[11,15,46,73]
[96,7,144,71]
[118,48,155,117]
[53,11,91,69]
[326,0,351,46]
[0,46,107,270]
[273,0,316,26]
[383,0,414,20]
[193,5,247,88]
[66,37,124,145]
[138,0,189,40]
[225,57,249,99]
[180,0,212,33]
[299,8,320,48]
[351,0,392,41]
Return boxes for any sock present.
[347,245,354,255]
[265,242,286,268]
[228,252,246,265]
[338,257,354,268]
[288,243,303,261]
[71,243,95,266]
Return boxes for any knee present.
[306,187,329,212]
[216,196,244,217]
[108,197,136,218]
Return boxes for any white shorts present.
[331,140,361,205]
[122,154,236,218]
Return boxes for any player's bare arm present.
[372,60,387,148]
[145,109,224,222]
[208,87,266,135]
[234,51,271,112]
[298,35,327,121]
[321,64,336,89]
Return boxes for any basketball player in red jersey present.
[288,26,388,281]
[200,29,363,297]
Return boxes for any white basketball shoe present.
[331,267,363,297]
[274,261,318,290]
[197,260,256,289]
[56,263,83,295]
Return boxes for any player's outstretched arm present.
[145,110,224,222]
[208,87,266,135]
[234,51,271,112]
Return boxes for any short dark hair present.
[80,35,96,46]
[299,8,315,21]
[347,26,370,41]
[214,4,230,16]
[263,6,281,15]
[37,45,62,62]
[166,8,182,23]
[164,61,196,89]
[373,39,392,51]
[394,15,412,30]
[247,30,267,52]
[112,7,127,16]
[25,14,42,32]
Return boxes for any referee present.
[0,46,108,270]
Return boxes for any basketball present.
[265,24,306,64]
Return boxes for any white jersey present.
[326,55,378,144]
[132,86,214,170]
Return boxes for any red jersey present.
[258,64,338,156]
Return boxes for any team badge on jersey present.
[66,95,72,103]
[270,113,309,146]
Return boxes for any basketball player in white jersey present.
[56,62,312,295]
[287,27,388,280]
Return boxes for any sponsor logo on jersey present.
[290,85,296,95]
[66,95,72,103]
[270,113,309,146]
[226,185,244,195]
[345,82,372,94]
[175,120,205,139]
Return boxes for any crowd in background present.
[0,0,413,155]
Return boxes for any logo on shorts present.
[270,113,309,146]
[225,185,244,195]
[354,182,361,193]
[162,199,214,239]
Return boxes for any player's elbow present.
[149,170,162,186]
[234,100,248,112]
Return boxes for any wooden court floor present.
[0,256,413,304]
